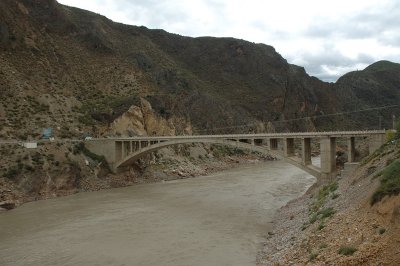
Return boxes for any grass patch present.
[309,252,318,261]
[317,222,325,231]
[318,207,336,219]
[319,243,328,249]
[303,183,338,231]
[338,246,357,256]
[310,182,338,213]
[210,144,246,158]
[371,160,400,205]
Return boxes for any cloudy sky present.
[58,0,400,82]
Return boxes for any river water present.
[0,160,315,266]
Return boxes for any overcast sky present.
[57,0,400,82]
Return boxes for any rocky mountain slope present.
[1,0,398,141]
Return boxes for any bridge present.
[85,131,386,181]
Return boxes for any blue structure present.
[42,128,53,139]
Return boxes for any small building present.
[23,142,38,149]
[42,128,53,139]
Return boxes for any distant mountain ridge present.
[0,0,399,139]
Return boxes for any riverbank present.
[0,142,275,211]
[257,141,400,265]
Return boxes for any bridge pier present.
[269,138,278,150]
[320,137,336,180]
[284,138,295,157]
[83,131,385,178]
[348,137,355,163]
[301,138,312,165]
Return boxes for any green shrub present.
[309,252,318,261]
[319,243,328,249]
[371,160,400,205]
[74,143,110,170]
[317,222,325,231]
[379,228,386,234]
[310,182,338,213]
[338,246,357,256]
[3,165,21,179]
[385,130,396,142]
[318,207,336,219]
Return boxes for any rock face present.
[111,98,192,136]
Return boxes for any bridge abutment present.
[368,134,385,154]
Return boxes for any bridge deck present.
[92,130,385,141]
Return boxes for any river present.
[0,160,315,266]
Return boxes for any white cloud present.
[57,0,400,81]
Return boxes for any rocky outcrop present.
[111,98,192,136]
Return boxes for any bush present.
[3,165,21,179]
[371,160,400,205]
[318,207,336,219]
[338,246,357,256]
[310,182,338,213]
[74,143,110,170]
[386,130,396,142]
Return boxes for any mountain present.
[0,0,399,141]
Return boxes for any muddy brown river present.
[0,160,315,266]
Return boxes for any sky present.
[57,0,400,82]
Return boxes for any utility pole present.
[393,114,396,130]
[379,116,382,130]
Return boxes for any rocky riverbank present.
[0,142,275,211]
[257,141,400,265]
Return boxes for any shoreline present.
[0,153,276,212]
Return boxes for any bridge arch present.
[116,138,261,168]
[85,131,385,180]
[114,138,320,178]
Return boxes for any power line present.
[194,104,399,132]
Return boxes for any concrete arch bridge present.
[85,131,385,181]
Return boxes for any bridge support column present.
[302,138,312,165]
[251,139,255,146]
[368,134,385,155]
[121,141,125,159]
[116,141,122,161]
[320,137,336,180]
[348,137,355,163]
[284,138,295,157]
[269,138,278,150]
